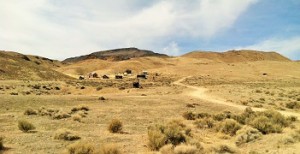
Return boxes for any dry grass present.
[54,129,81,141]
[66,141,94,154]
[235,126,262,146]
[18,120,35,133]
[108,119,123,133]
[97,144,122,154]
[24,108,37,115]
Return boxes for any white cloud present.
[0,0,258,60]
[162,42,180,56]
[234,37,300,60]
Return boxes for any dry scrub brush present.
[108,119,123,133]
[54,129,80,141]
[66,142,121,154]
[18,120,35,133]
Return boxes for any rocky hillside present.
[63,47,168,63]
[182,50,291,63]
[0,50,73,80]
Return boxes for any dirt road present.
[173,77,300,118]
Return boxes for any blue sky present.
[0,0,299,60]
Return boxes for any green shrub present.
[24,108,37,115]
[163,123,187,145]
[235,126,262,146]
[108,119,123,133]
[182,112,196,120]
[67,142,94,154]
[54,129,80,141]
[217,119,241,136]
[249,116,282,134]
[18,120,35,132]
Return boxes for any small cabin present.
[125,69,132,74]
[137,74,147,79]
[102,75,109,79]
[133,82,140,88]
[115,75,123,79]
[142,71,148,75]
[79,76,85,80]
[89,72,98,78]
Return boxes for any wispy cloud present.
[234,37,300,60]
[0,0,258,59]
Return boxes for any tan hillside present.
[0,50,73,80]
[63,47,168,63]
[182,50,291,63]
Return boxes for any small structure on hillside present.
[89,72,99,78]
[137,74,147,79]
[125,69,132,75]
[102,75,109,79]
[142,71,148,75]
[115,75,123,79]
[79,76,85,80]
[133,81,140,88]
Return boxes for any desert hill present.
[182,50,291,63]
[63,47,168,63]
[0,50,73,80]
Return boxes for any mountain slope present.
[182,50,291,63]
[63,47,168,63]
[0,50,73,80]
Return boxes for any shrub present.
[174,144,198,154]
[235,126,262,146]
[217,119,241,136]
[259,110,289,127]
[71,105,90,113]
[0,136,4,150]
[212,144,237,154]
[194,118,214,129]
[148,127,167,151]
[24,108,37,115]
[52,111,71,120]
[67,142,94,154]
[98,144,122,154]
[182,112,196,120]
[108,119,123,133]
[18,120,35,132]
[54,129,80,141]
[72,115,82,122]
[286,102,300,109]
[249,116,282,134]
[163,123,187,145]
[159,144,174,154]
[196,112,211,119]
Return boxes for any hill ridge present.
[182,50,291,63]
[63,47,168,63]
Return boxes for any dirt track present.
[174,77,300,118]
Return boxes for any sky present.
[0,0,299,60]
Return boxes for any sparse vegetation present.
[18,120,35,132]
[217,119,241,136]
[235,126,262,146]
[54,129,80,141]
[67,142,94,154]
[108,119,123,133]
[182,111,195,120]
[97,144,122,154]
[212,144,238,154]
[24,108,37,115]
